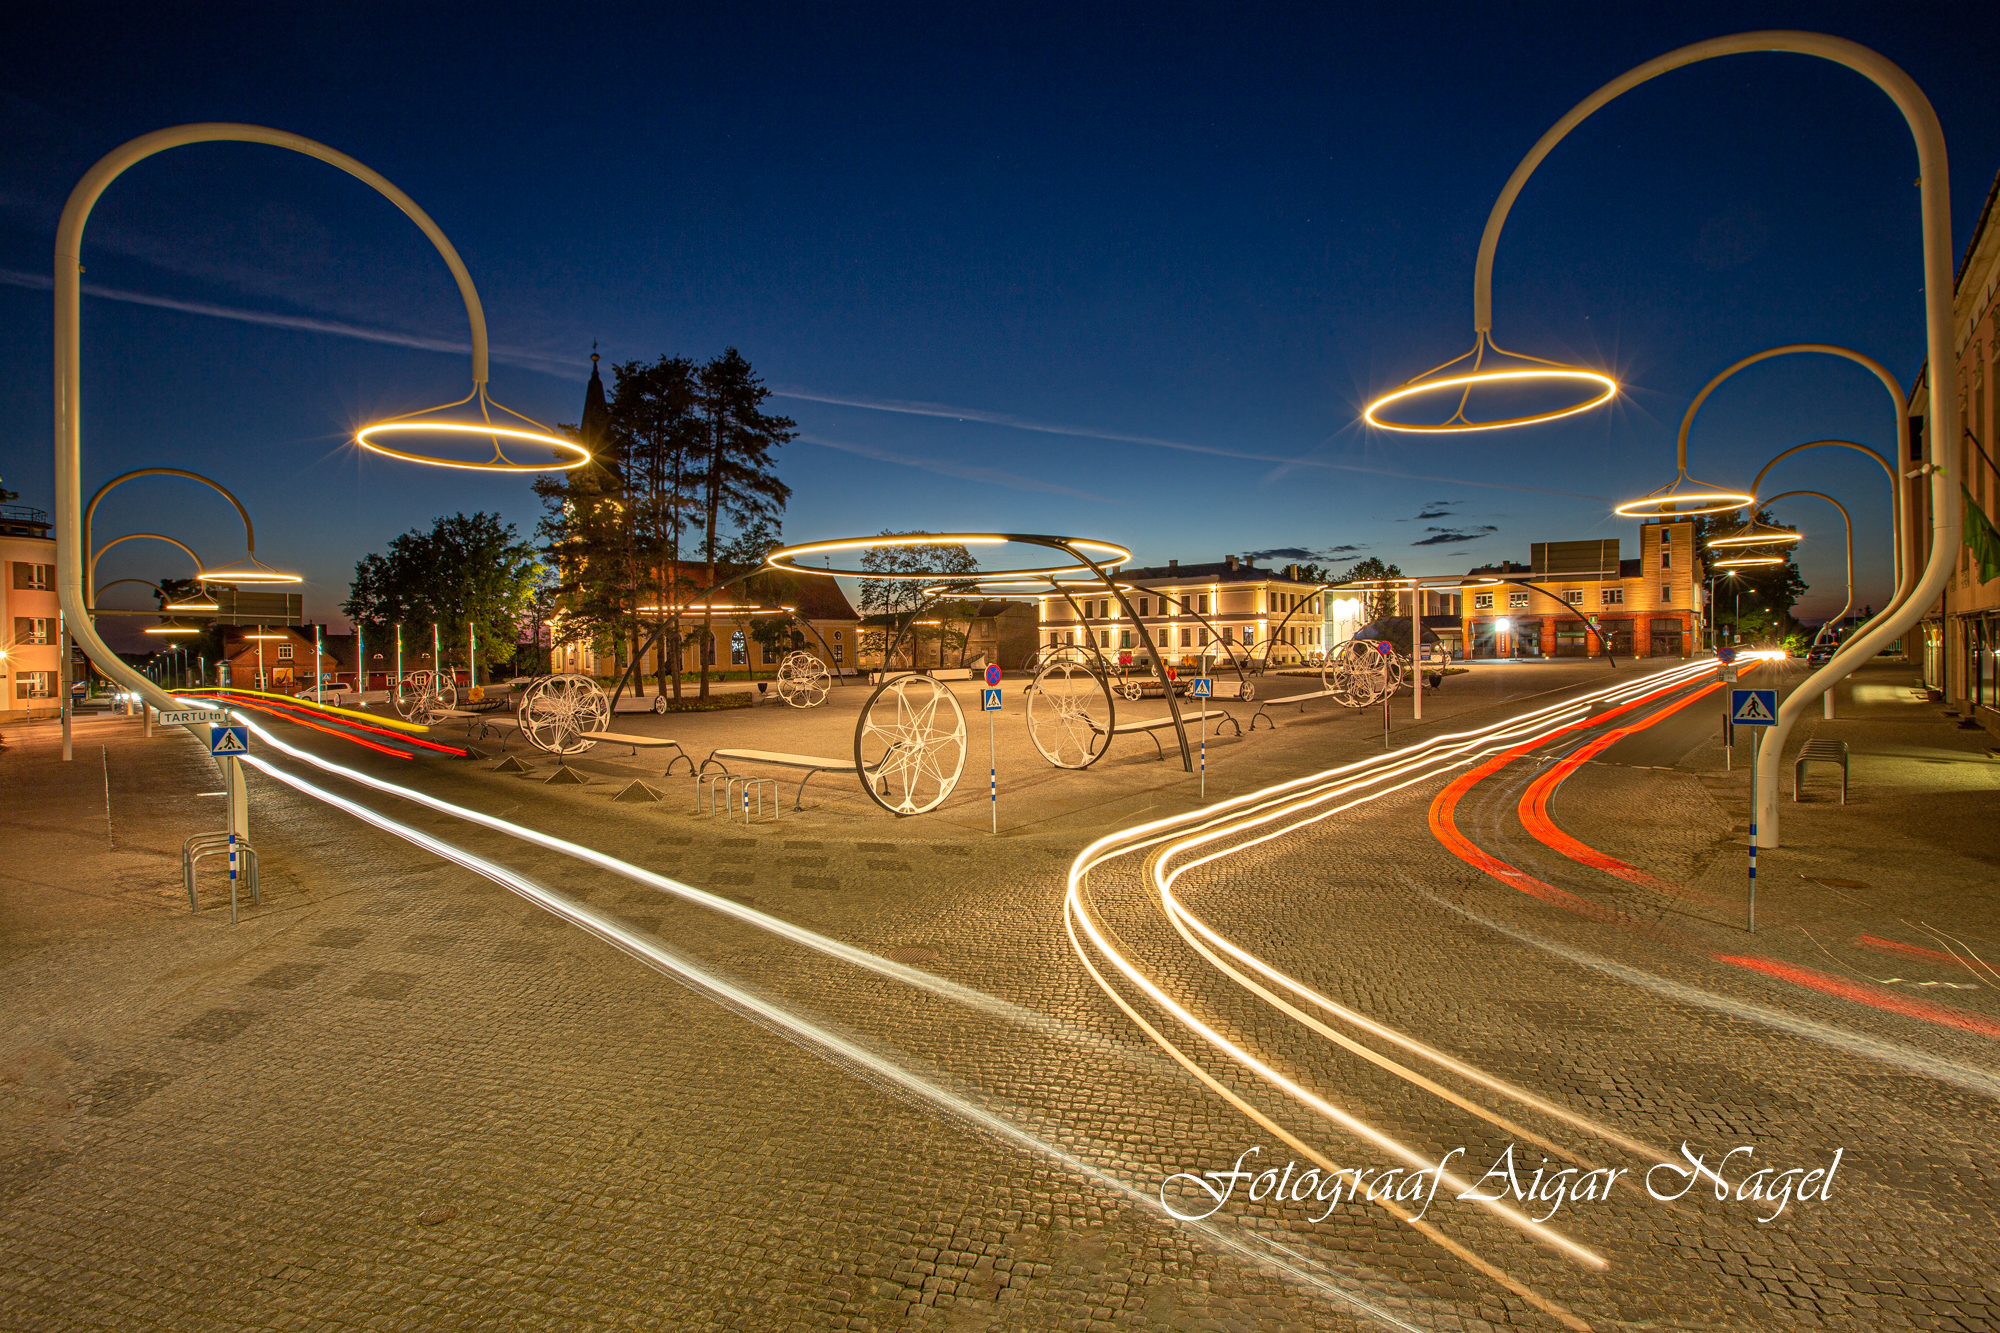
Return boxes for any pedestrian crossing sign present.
[1730,689,1778,726]
[981,687,1003,712]
[1188,677,1213,698]
[209,724,249,754]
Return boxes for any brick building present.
[2,504,63,720]
[1460,521,1702,659]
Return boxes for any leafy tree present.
[1336,556,1406,623]
[693,349,795,695]
[607,355,705,697]
[855,532,978,667]
[533,361,638,683]
[342,513,542,681]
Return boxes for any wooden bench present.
[700,747,893,810]
[1089,711,1240,759]
[584,731,693,775]
[1793,738,1849,804]
[1249,686,1342,730]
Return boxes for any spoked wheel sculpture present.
[517,673,612,755]
[1027,656,1115,769]
[854,675,967,815]
[775,651,831,708]
[1322,638,1403,708]
[393,669,456,724]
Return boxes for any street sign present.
[984,663,1002,686]
[1716,645,1738,663]
[981,687,1003,712]
[160,710,228,726]
[209,725,250,755]
[1731,689,1778,726]
[1188,677,1213,698]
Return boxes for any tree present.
[693,349,795,696]
[533,356,639,686]
[855,532,979,667]
[609,355,705,698]
[342,513,542,680]
[1337,556,1405,623]
[1696,509,1809,645]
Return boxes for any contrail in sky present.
[0,265,1606,502]
[772,386,1610,501]
[0,267,579,377]
[797,433,1112,501]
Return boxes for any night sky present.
[4,2,1997,647]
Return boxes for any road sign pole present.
[1747,726,1759,933]
[989,708,997,835]
[1200,691,1207,801]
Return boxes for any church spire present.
[579,344,610,455]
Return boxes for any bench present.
[1250,686,1342,730]
[1088,711,1240,760]
[584,731,694,775]
[700,747,894,810]
[1793,738,1849,804]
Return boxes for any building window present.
[731,630,746,665]
[13,563,53,590]
[1138,597,1148,616]
[1198,594,1210,614]
[1565,590,1584,605]
[14,617,52,644]
[1119,630,1132,649]
[1661,584,1673,603]
[1243,627,1255,645]
[1180,628,1191,647]
[1509,592,1530,609]
[1660,527,1672,544]
[1602,588,1624,605]
[1473,593,1494,610]
[1099,630,1110,648]
[1198,628,1210,647]
[762,642,779,665]
[277,644,294,660]
[17,671,55,699]
[1660,550,1672,568]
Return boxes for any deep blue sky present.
[4,2,1997,643]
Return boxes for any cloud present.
[774,386,1611,500]
[1414,506,1456,519]
[1411,526,1498,546]
[0,267,581,377]
[1242,544,1374,562]
[794,433,1111,500]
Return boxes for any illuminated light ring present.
[196,563,304,585]
[767,533,1130,583]
[143,624,201,636]
[1707,528,1802,548]
[1364,368,1616,434]
[1612,490,1755,518]
[854,674,967,815]
[355,420,591,473]
[1712,553,1787,569]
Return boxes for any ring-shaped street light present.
[1612,486,1757,519]
[767,533,1131,582]
[355,409,590,473]
[143,621,202,636]
[1712,553,1788,569]
[1707,519,1802,549]
[1364,348,1617,433]
[195,557,303,585]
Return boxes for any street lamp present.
[1371,32,1958,851]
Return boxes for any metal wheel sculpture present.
[1117,676,1145,702]
[775,651,831,708]
[1027,657,1114,769]
[854,675,967,815]
[393,669,456,724]
[1322,638,1402,708]
[517,673,611,755]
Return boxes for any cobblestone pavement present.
[0,657,1992,1330]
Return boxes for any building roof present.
[1117,558,1309,584]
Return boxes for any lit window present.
[277,644,294,660]
[1509,592,1529,609]
[1473,593,1494,610]
[1119,630,1132,649]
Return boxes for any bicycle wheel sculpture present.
[517,673,611,755]
[775,651,831,708]
[1322,638,1401,708]
[854,674,966,815]
[1027,657,1114,769]
[393,669,456,724]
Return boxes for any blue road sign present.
[985,663,1002,686]
[209,724,250,754]
[981,687,1003,712]
[1188,677,1213,698]
[1730,689,1778,726]
[1716,644,1738,663]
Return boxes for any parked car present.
[1805,644,1836,667]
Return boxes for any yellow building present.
[1460,522,1702,659]
[2,504,62,721]
[1036,556,1329,667]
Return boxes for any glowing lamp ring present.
[1612,490,1755,519]
[1707,530,1802,549]
[1712,553,1787,569]
[768,533,1131,582]
[355,421,591,472]
[1364,369,1616,434]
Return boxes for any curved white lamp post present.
[1402,32,1956,849]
